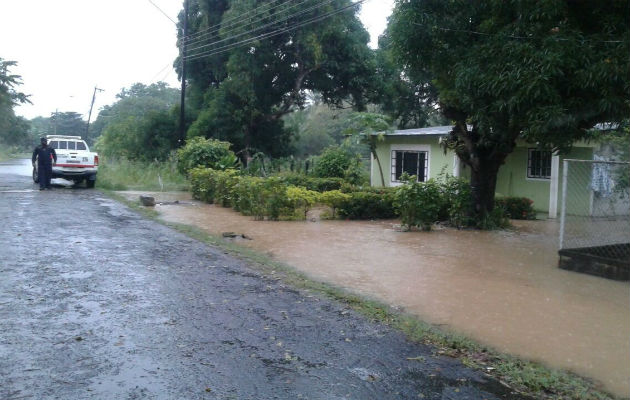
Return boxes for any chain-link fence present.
[559,159,630,279]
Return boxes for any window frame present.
[390,144,431,185]
[527,148,552,180]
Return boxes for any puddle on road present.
[121,191,630,397]
[0,158,32,176]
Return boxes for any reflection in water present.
[0,158,32,176]
[125,192,630,397]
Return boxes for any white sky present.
[1,0,393,120]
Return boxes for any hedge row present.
[190,168,535,227]
[190,168,341,220]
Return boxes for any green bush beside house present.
[188,167,534,227]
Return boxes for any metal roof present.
[378,125,454,136]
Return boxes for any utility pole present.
[179,0,188,145]
[52,109,58,135]
[85,86,104,138]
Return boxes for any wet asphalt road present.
[0,159,526,400]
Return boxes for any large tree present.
[50,111,86,136]
[93,83,180,160]
[90,82,180,145]
[372,33,446,130]
[0,58,31,147]
[389,0,629,218]
[177,0,376,162]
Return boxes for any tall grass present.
[0,144,28,162]
[97,156,189,191]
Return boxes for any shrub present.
[441,176,474,228]
[233,176,267,219]
[477,206,511,229]
[319,190,351,218]
[343,157,370,186]
[189,167,219,203]
[338,190,397,220]
[262,177,292,220]
[275,172,345,192]
[394,177,443,231]
[214,169,241,207]
[176,137,239,175]
[495,196,536,220]
[286,186,320,219]
[313,146,354,178]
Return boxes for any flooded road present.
[1,162,530,400]
[127,192,630,398]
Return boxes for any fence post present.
[559,160,569,250]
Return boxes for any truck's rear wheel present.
[86,179,95,188]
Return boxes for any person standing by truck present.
[32,137,57,190]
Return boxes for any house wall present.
[495,147,550,211]
[492,146,593,213]
[373,136,594,215]
[372,136,456,187]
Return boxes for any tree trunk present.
[469,159,501,218]
[449,121,516,222]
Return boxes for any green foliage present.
[318,190,350,218]
[0,59,31,149]
[286,186,320,219]
[495,197,536,220]
[476,207,511,230]
[440,176,474,228]
[313,145,355,179]
[176,136,239,175]
[178,0,376,159]
[394,176,443,231]
[214,169,241,208]
[389,0,630,217]
[189,167,219,203]
[233,176,267,219]
[50,112,86,136]
[337,189,397,220]
[285,103,352,157]
[92,83,180,158]
[96,110,178,161]
[189,168,296,220]
[261,177,293,221]
[90,82,180,145]
[243,154,316,177]
[274,173,345,192]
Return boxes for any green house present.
[370,126,595,218]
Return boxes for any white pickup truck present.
[33,135,99,188]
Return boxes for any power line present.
[185,0,336,56]
[183,0,286,42]
[185,0,345,59]
[184,0,318,49]
[147,0,178,26]
[184,0,366,62]
[150,62,174,83]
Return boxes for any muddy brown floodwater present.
[121,191,630,398]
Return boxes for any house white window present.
[527,149,552,179]
[392,150,429,182]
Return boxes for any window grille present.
[391,150,428,182]
[528,149,552,179]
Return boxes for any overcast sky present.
[1,0,394,120]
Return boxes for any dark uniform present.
[32,138,57,190]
